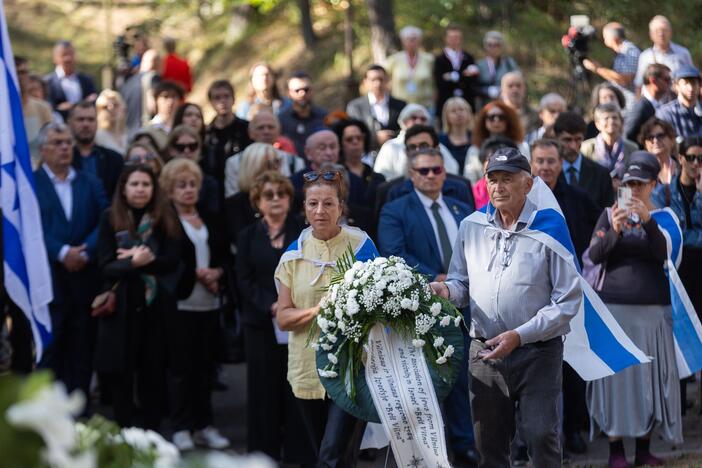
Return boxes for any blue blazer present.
[34,167,109,270]
[378,191,472,279]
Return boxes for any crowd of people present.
[2,12,702,468]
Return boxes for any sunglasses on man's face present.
[486,114,506,122]
[683,153,702,164]
[412,166,444,176]
[406,142,431,152]
[303,170,341,182]
[173,142,198,152]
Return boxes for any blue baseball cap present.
[674,64,701,81]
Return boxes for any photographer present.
[583,22,641,93]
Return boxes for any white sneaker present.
[172,430,195,451]
[193,426,230,449]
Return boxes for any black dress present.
[94,208,184,429]
[235,214,314,463]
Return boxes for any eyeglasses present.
[46,139,72,147]
[407,114,428,122]
[645,132,668,142]
[412,165,444,176]
[261,189,288,201]
[406,142,432,152]
[126,154,157,165]
[486,114,506,122]
[303,170,341,183]
[173,142,199,152]
[292,87,310,94]
[683,154,702,164]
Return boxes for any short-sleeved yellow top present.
[275,227,368,400]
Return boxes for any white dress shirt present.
[444,48,463,71]
[367,93,390,127]
[43,165,76,261]
[55,66,82,104]
[414,189,458,265]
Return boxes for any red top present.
[162,53,193,93]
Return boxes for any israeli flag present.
[651,208,702,378]
[1,2,54,361]
[500,177,650,380]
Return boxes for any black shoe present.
[513,445,529,467]
[453,448,478,467]
[565,432,587,454]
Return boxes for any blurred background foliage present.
[5,0,702,113]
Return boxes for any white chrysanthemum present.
[430,303,442,316]
[412,339,425,348]
[436,356,447,365]
[335,308,344,320]
[433,336,445,348]
[321,343,332,351]
[373,257,388,265]
[328,353,338,364]
[454,315,462,327]
[346,299,360,316]
[444,344,455,357]
[411,299,419,311]
[327,334,338,343]
[400,298,413,309]
[439,316,452,327]
[318,369,338,378]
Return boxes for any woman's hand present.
[611,204,629,234]
[116,247,138,260]
[130,246,155,267]
[629,197,651,223]
[196,267,222,294]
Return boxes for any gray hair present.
[399,26,422,41]
[483,31,505,47]
[538,93,567,111]
[594,102,622,120]
[649,15,671,30]
[397,103,431,130]
[36,122,71,149]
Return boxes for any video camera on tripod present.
[561,15,596,110]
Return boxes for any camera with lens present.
[561,15,595,64]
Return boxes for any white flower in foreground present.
[433,336,445,348]
[311,343,320,351]
[454,315,462,327]
[400,298,412,310]
[439,316,451,327]
[327,353,338,364]
[321,343,332,351]
[327,334,338,343]
[412,339,425,348]
[444,345,455,358]
[318,369,338,378]
[436,356,447,365]
[430,303,442,316]
[6,382,85,467]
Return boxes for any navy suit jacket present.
[378,191,472,279]
[71,145,125,198]
[44,71,97,113]
[34,167,109,303]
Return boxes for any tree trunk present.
[365,0,399,63]
[297,0,317,48]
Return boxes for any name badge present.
[296,123,306,135]
[405,81,417,95]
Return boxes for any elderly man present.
[583,22,641,93]
[431,147,581,467]
[500,71,539,134]
[656,64,702,140]
[224,110,306,196]
[44,41,97,116]
[34,122,109,403]
[68,101,124,197]
[525,93,567,144]
[634,15,693,89]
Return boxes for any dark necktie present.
[567,166,578,185]
[431,202,453,273]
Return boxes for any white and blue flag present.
[1,1,53,361]
[651,208,702,378]
[486,177,650,381]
